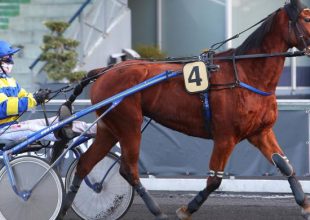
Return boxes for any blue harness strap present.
[202,92,211,122]
[201,92,212,132]
[200,50,273,130]
[202,81,271,130]
[239,82,272,96]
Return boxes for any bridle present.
[285,3,310,55]
[294,20,310,55]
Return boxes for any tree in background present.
[40,21,85,82]
[134,44,166,59]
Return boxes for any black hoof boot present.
[57,174,83,220]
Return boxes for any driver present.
[0,40,96,143]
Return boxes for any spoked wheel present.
[0,156,64,220]
[65,152,134,220]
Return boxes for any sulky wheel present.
[0,156,64,220]
[65,152,134,220]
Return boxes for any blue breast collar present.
[202,49,272,128]
[239,81,272,96]
[202,82,272,129]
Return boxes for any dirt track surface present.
[66,191,306,220]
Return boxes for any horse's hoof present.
[302,208,310,220]
[176,206,192,220]
[155,213,168,220]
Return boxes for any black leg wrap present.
[58,174,83,219]
[288,176,307,206]
[272,153,294,177]
[134,183,167,219]
[187,188,208,214]
[187,176,222,214]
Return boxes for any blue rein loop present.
[239,81,272,96]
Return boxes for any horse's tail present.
[68,66,113,104]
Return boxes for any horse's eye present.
[304,17,310,22]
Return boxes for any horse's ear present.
[290,0,297,6]
[290,0,307,10]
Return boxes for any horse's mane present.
[235,11,277,55]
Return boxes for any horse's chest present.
[234,97,278,134]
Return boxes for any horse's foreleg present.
[57,124,117,220]
[176,139,236,220]
[119,131,168,220]
[248,129,310,219]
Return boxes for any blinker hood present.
[285,0,307,22]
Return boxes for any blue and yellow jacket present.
[0,73,37,128]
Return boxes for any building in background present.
[0,0,308,179]
[128,0,310,97]
[0,0,133,91]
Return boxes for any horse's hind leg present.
[119,129,168,220]
[248,129,310,219]
[177,138,236,220]
[57,124,117,219]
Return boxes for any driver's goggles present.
[0,55,14,64]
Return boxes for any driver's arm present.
[0,81,37,118]
[17,85,37,107]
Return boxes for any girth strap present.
[201,92,212,133]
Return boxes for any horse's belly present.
[142,89,210,138]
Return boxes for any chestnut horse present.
[58,1,310,219]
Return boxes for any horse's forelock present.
[285,0,307,22]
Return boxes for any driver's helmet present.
[0,40,20,62]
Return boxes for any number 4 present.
[188,66,202,86]
[183,61,209,93]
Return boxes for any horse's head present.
[285,0,310,54]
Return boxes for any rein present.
[53,3,308,101]
[48,85,75,101]
[202,50,305,61]
[67,49,305,100]
[200,50,306,95]
[209,9,279,51]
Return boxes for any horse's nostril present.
[304,18,310,22]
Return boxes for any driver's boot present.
[51,103,76,164]
[57,103,75,139]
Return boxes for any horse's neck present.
[239,23,290,92]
